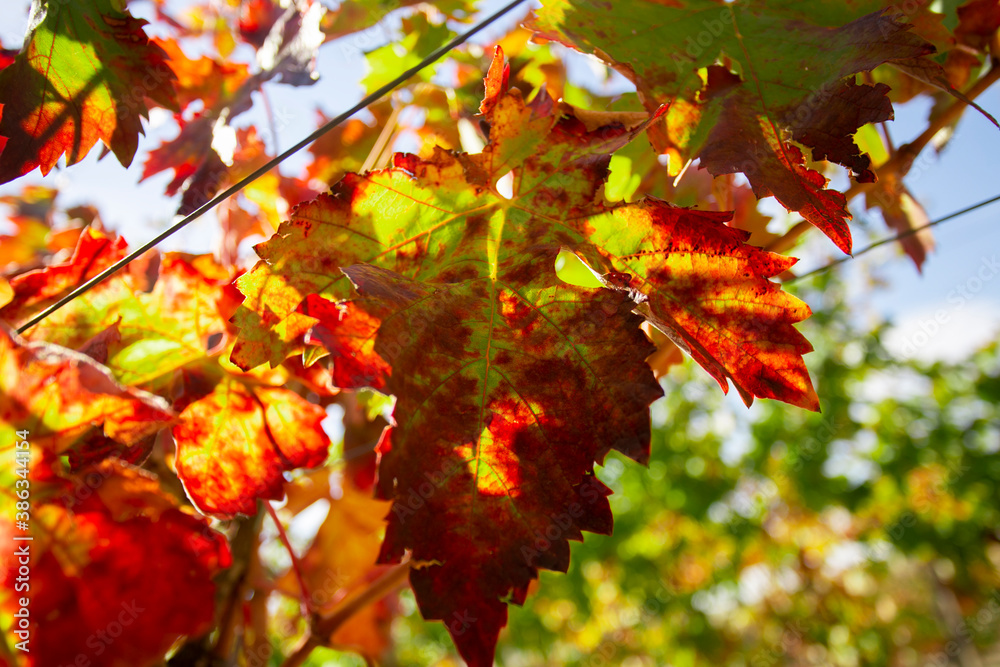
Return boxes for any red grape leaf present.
[251,0,326,87]
[240,0,287,49]
[156,37,251,111]
[0,325,173,458]
[0,459,229,667]
[344,261,661,666]
[697,87,855,256]
[141,113,230,216]
[583,200,818,410]
[172,377,330,516]
[299,295,390,390]
[144,0,323,209]
[0,227,127,325]
[0,0,177,184]
[230,60,665,372]
[3,230,238,388]
[0,184,66,270]
[530,4,941,253]
[231,47,819,663]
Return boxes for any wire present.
[786,193,1000,283]
[16,0,529,334]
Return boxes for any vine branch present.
[280,560,412,667]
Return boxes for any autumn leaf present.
[298,295,390,390]
[173,376,330,516]
[2,232,237,388]
[231,46,820,663]
[0,325,173,461]
[141,113,229,216]
[345,262,661,665]
[239,0,284,48]
[0,184,69,270]
[229,55,668,371]
[143,0,325,211]
[696,85,857,258]
[250,0,326,87]
[0,0,177,184]
[1,223,343,518]
[0,460,230,667]
[0,227,127,326]
[156,37,251,111]
[530,4,941,253]
[583,200,818,410]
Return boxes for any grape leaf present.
[172,376,331,516]
[143,0,323,211]
[1,227,337,516]
[583,200,818,410]
[0,0,177,184]
[0,184,78,270]
[2,231,237,388]
[0,227,126,325]
[232,47,819,663]
[251,0,326,87]
[0,460,229,667]
[141,113,229,216]
[346,262,662,665]
[0,325,173,459]
[299,295,391,390]
[530,3,941,253]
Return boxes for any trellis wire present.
[787,193,1000,283]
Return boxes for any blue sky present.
[1,0,998,365]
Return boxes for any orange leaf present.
[173,378,330,516]
[0,325,173,457]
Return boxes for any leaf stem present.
[360,100,402,174]
[279,560,411,667]
[213,512,265,660]
[266,501,314,617]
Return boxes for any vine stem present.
[259,82,281,153]
[280,560,412,667]
[360,100,402,174]
[265,502,314,617]
[764,64,1000,256]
